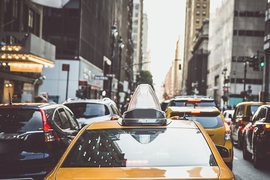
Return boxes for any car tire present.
[253,145,263,169]
[243,140,252,161]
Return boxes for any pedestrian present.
[12,92,22,103]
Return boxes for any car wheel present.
[243,139,252,160]
[253,146,263,169]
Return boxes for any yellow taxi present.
[44,84,234,180]
[166,102,234,170]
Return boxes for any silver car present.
[63,98,121,128]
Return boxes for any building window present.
[202,11,206,16]
[196,11,200,15]
[234,11,238,16]
[197,3,200,8]
[28,10,33,28]
[196,19,200,23]
[203,3,206,8]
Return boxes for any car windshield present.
[248,105,261,116]
[62,127,216,167]
[172,101,216,107]
[171,113,224,129]
[0,109,42,133]
[64,103,110,118]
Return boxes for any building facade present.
[0,0,55,103]
[182,0,210,95]
[40,0,134,103]
[207,0,265,107]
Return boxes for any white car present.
[63,98,121,128]
[223,109,234,126]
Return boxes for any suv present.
[63,98,121,128]
[166,95,218,109]
[0,102,80,180]
[242,105,270,168]
[166,104,233,170]
[230,101,270,149]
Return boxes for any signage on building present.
[94,75,108,80]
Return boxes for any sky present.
[143,0,186,97]
[143,0,223,99]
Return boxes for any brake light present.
[186,99,202,103]
[224,122,231,140]
[238,118,245,131]
[40,109,59,142]
[190,110,201,114]
[239,119,243,125]
[263,124,270,130]
[226,121,231,126]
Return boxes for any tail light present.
[263,124,270,130]
[226,121,231,126]
[224,122,231,140]
[238,118,245,131]
[40,109,59,142]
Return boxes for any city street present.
[233,147,270,180]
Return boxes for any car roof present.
[167,106,220,112]
[174,95,214,100]
[62,98,111,105]
[236,101,270,106]
[0,102,58,108]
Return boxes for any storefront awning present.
[0,32,55,73]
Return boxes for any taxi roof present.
[85,117,200,130]
[167,106,220,113]
[235,101,270,106]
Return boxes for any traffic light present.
[260,56,265,67]
[179,64,182,70]
[252,56,260,71]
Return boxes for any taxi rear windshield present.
[171,112,224,129]
[171,101,216,107]
[62,128,217,167]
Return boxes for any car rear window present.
[0,109,42,133]
[170,112,224,129]
[64,103,110,118]
[62,128,217,167]
[170,100,216,107]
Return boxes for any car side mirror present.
[216,145,229,158]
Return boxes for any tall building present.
[0,0,56,103]
[182,0,210,95]
[207,0,265,107]
[132,0,144,86]
[41,0,133,103]
[141,13,150,71]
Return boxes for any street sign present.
[106,74,115,77]
[94,75,108,80]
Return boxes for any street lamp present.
[107,20,118,99]
[117,36,124,107]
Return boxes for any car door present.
[231,105,244,141]
[246,107,266,152]
[51,107,79,149]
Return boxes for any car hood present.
[46,166,234,179]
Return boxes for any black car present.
[0,102,80,180]
[242,105,270,168]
